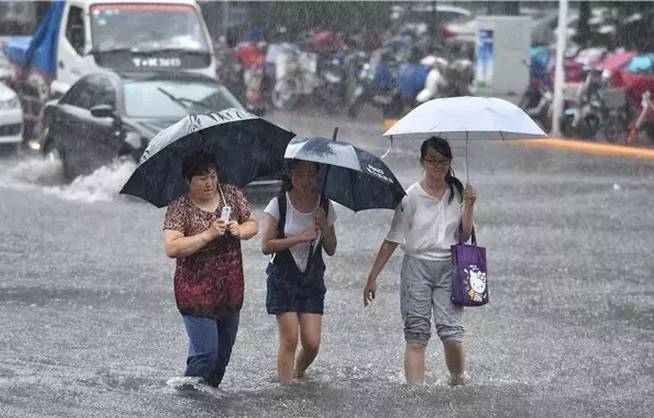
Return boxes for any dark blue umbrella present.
[284,136,405,212]
[120,108,295,207]
[285,135,405,271]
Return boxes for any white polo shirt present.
[386,182,463,261]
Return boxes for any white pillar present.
[551,0,568,137]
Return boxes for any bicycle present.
[625,90,654,145]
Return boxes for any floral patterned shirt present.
[163,185,252,319]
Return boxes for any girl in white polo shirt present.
[363,136,478,386]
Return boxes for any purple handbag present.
[451,226,488,306]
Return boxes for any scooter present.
[271,44,320,110]
[416,55,448,103]
[235,41,267,115]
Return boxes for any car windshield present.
[90,3,209,52]
[123,80,243,118]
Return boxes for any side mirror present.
[90,104,116,119]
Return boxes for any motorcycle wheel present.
[560,114,575,138]
[271,78,299,110]
[603,115,626,143]
[579,115,601,140]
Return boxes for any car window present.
[60,75,116,110]
[65,6,85,55]
[123,80,243,118]
[60,79,95,109]
[90,4,208,52]
[94,77,117,109]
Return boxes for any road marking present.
[511,138,654,159]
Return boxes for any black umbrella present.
[120,108,295,207]
[284,135,406,212]
[285,135,406,271]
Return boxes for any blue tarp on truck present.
[2,2,65,78]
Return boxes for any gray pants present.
[400,255,464,346]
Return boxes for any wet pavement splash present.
[0,110,653,417]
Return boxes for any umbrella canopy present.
[121,108,294,207]
[285,136,405,212]
[284,136,362,171]
[383,96,547,141]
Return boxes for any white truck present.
[2,0,216,140]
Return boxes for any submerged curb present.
[512,138,654,160]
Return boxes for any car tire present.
[43,140,69,182]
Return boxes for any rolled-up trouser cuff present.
[436,324,464,344]
[404,332,430,346]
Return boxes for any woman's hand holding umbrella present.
[463,185,478,208]
[295,226,320,243]
[313,207,328,233]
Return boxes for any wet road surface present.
[0,109,653,417]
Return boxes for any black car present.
[41,71,278,195]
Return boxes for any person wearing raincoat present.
[363,136,478,386]
[261,159,338,384]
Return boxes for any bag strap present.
[458,223,476,245]
[276,192,286,238]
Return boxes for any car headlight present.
[0,96,20,110]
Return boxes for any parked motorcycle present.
[345,50,374,118]
[560,68,628,142]
[416,55,448,103]
[347,49,395,118]
[315,54,348,113]
[271,44,320,110]
[378,59,428,128]
[234,41,267,114]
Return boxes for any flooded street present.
[1,109,653,417]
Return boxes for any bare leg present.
[295,313,322,377]
[404,343,426,384]
[444,341,465,385]
[276,313,299,384]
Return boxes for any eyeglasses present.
[423,158,451,167]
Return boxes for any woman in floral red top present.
[163,150,258,388]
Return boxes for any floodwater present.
[0,110,653,417]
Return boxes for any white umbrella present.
[383,96,547,181]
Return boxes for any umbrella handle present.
[381,136,393,159]
[465,133,469,185]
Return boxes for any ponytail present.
[445,169,464,204]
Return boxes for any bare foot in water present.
[448,373,466,387]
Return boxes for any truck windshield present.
[123,80,243,118]
[90,3,209,53]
